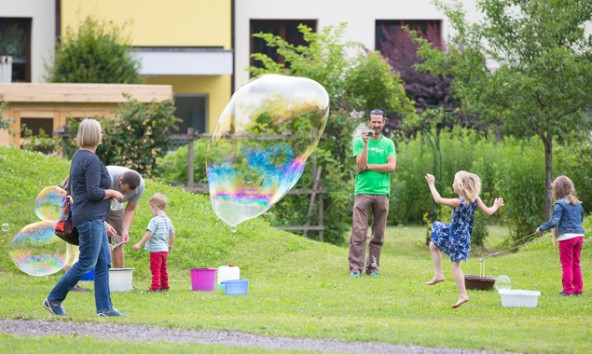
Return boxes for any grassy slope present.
[1,147,591,354]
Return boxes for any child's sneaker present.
[350,271,360,278]
[98,308,128,317]
[43,299,68,316]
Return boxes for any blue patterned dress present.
[431,198,477,262]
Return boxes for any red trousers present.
[150,252,169,291]
[559,237,584,294]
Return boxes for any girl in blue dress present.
[425,171,504,308]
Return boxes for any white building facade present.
[234,0,482,90]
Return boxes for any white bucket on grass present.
[109,268,134,292]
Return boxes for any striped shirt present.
[144,215,174,252]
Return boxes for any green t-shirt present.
[353,136,396,196]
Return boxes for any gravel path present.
[1,319,515,353]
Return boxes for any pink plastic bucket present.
[190,268,217,291]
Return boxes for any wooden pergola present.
[0,83,172,146]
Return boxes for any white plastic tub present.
[109,268,134,292]
[499,289,541,308]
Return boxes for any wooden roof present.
[0,83,173,104]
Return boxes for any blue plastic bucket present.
[222,279,249,295]
[80,269,95,281]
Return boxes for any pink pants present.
[559,236,584,294]
[150,252,169,291]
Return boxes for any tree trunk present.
[542,131,553,219]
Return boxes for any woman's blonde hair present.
[149,193,168,211]
[453,170,481,202]
[552,175,579,205]
[76,119,102,147]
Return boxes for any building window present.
[250,20,316,70]
[0,18,32,82]
[20,118,53,138]
[375,20,442,54]
[173,94,207,139]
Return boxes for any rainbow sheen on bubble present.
[207,74,329,228]
[35,186,67,222]
[9,221,66,276]
[495,275,512,291]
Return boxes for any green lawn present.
[1,147,591,353]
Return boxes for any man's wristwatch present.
[365,164,369,171]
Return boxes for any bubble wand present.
[478,232,550,277]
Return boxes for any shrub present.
[57,97,180,179]
[45,16,140,83]
[19,126,60,156]
[96,97,180,178]
[160,139,209,184]
[390,128,551,246]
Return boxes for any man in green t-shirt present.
[348,109,397,278]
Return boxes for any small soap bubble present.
[1,223,8,232]
[495,275,512,291]
[230,226,237,233]
[8,221,66,276]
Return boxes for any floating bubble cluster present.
[8,221,66,276]
[35,186,67,223]
[206,74,329,229]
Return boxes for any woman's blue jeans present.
[47,218,113,313]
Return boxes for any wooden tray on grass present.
[465,274,495,291]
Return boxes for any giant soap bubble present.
[207,74,329,229]
[35,186,67,222]
[9,221,66,276]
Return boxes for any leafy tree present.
[343,51,412,124]
[45,16,140,83]
[249,24,414,244]
[415,0,592,221]
[376,24,494,136]
[97,97,180,178]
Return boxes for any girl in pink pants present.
[536,176,585,296]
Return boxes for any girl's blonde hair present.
[76,118,102,147]
[149,193,168,211]
[453,170,481,202]
[552,175,579,205]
